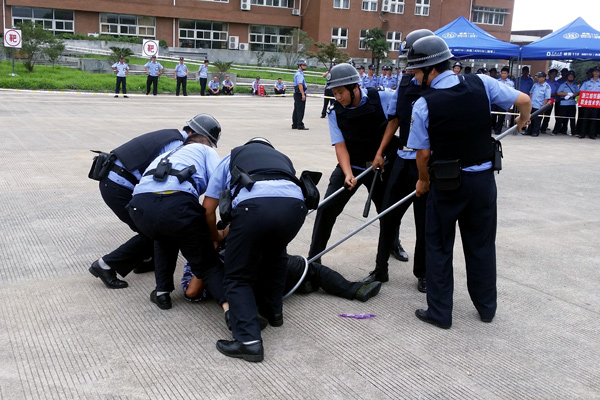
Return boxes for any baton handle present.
[363,167,381,218]
[307,167,373,216]
[496,102,553,141]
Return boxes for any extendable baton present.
[362,167,381,217]
[307,167,373,216]
[308,190,417,264]
[496,102,553,141]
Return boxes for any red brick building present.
[2,0,514,58]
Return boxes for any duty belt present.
[110,164,139,186]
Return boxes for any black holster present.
[429,159,461,191]
[88,151,116,181]
[299,170,322,210]
[219,189,233,224]
[492,138,503,172]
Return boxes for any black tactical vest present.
[421,74,494,166]
[334,88,388,166]
[395,74,422,148]
[230,142,297,182]
[112,129,183,172]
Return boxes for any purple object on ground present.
[339,313,376,319]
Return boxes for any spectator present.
[274,77,286,95]
[527,72,551,137]
[463,66,472,74]
[541,69,560,134]
[492,66,515,135]
[556,70,580,135]
[208,76,220,95]
[519,66,534,95]
[222,76,234,95]
[489,68,498,79]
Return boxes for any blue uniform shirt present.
[580,77,600,92]
[222,79,233,88]
[381,75,397,89]
[407,71,520,172]
[252,81,261,91]
[557,81,580,106]
[519,76,534,94]
[133,143,220,198]
[498,77,515,89]
[144,61,163,77]
[198,64,208,79]
[209,80,220,90]
[362,74,378,89]
[529,81,551,109]
[328,88,394,168]
[109,131,187,190]
[275,81,286,90]
[112,61,129,77]
[175,63,188,78]
[294,69,306,93]
[205,154,304,209]
[548,79,561,99]
[387,78,420,160]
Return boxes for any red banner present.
[578,91,600,108]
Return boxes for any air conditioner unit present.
[238,43,249,51]
[87,33,100,38]
[240,0,251,10]
[228,36,239,50]
[381,0,390,12]
[292,9,300,15]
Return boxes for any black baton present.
[363,167,381,218]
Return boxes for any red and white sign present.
[4,29,22,48]
[579,91,600,109]
[143,39,159,57]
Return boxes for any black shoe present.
[150,290,172,310]
[133,258,155,274]
[354,281,382,302]
[320,114,326,118]
[268,313,283,327]
[391,243,409,262]
[89,260,128,289]
[362,270,389,283]
[531,133,539,137]
[480,316,494,323]
[114,95,118,98]
[216,340,264,362]
[225,310,232,330]
[296,279,318,294]
[297,127,309,130]
[589,136,596,140]
[123,95,129,98]
[417,277,427,293]
[415,309,450,329]
[291,125,297,129]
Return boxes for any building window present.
[472,6,507,26]
[384,0,404,14]
[249,25,292,52]
[179,20,228,49]
[251,0,292,7]
[11,6,74,34]
[331,27,348,48]
[100,14,155,38]
[415,0,429,16]
[359,29,369,50]
[334,0,350,9]
[386,31,402,51]
[362,0,377,12]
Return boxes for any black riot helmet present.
[400,29,435,59]
[297,58,307,66]
[406,36,453,70]
[186,114,221,148]
[325,63,362,89]
[245,137,274,148]
[453,61,463,69]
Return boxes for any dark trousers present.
[292,92,306,128]
[555,105,576,133]
[491,104,507,135]
[115,76,127,95]
[146,76,158,95]
[540,103,554,132]
[127,192,224,302]
[176,76,187,96]
[308,162,393,260]
[425,169,497,327]
[224,197,306,342]
[284,255,361,300]
[274,88,285,95]
[375,157,426,278]
[99,178,153,277]
[223,86,233,95]
[321,88,334,116]
[577,107,600,138]
[199,77,207,96]
[527,107,542,135]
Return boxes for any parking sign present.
[4,29,22,48]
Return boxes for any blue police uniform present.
[128,143,226,302]
[112,61,129,96]
[274,81,286,95]
[292,68,307,129]
[198,64,209,96]
[578,77,600,138]
[362,74,379,89]
[408,71,520,327]
[206,142,306,344]
[528,81,551,136]
[96,129,186,281]
[519,75,534,95]
[541,78,562,132]
[208,79,220,95]
[308,88,396,261]
[222,79,234,95]
[491,77,516,135]
[174,62,188,96]
[252,80,261,95]
[144,60,163,96]
[556,80,580,134]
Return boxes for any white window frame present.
[386,31,402,52]
[100,13,155,38]
[362,0,378,12]
[388,0,404,14]
[472,6,507,26]
[414,0,429,16]
[359,29,369,50]
[179,20,229,49]
[248,25,293,52]
[334,0,350,10]
[331,27,348,48]
[250,0,292,8]
[11,6,74,34]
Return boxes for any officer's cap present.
[256,76,260,79]
[357,65,365,70]
[593,66,600,72]
[119,55,124,59]
[535,71,547,78]
[179,56,184,60]
[151,55,156,58]
[368,64,376,70]
[567,70,576,77]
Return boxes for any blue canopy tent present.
[434,16,521,60]
[521,17,600,60]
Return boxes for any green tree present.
[17,22,56,72]
[364,28,389,73]
[212,60,233,73]
[108,46,134,65]
[310,42,350,69]
[281,29,314,68]
[570,60,597,85]
[44,37,65,69]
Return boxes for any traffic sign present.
[143,39,159,57]
[4,29,22,49]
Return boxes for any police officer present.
[577,66,600,139]
[203,138,307,363]
[111,55,129,98]
[527,72,551,137]
[541,69,560,134]
[222,76,235,95]
[405,35,531,329]
[88,115,210,289]
[356,65,366,87]
[307,64,397,263]
[292,59,309,130]
[198,60,209,96]
[363,29,434,292]
[144,55,163,96]
[362,64,379,89]
[556,70,580,135]
[174,57,188,96]
[491,66,515,135]
[127,119,224,310]
[208,76,220,95]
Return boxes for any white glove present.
[564,93,572,100]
